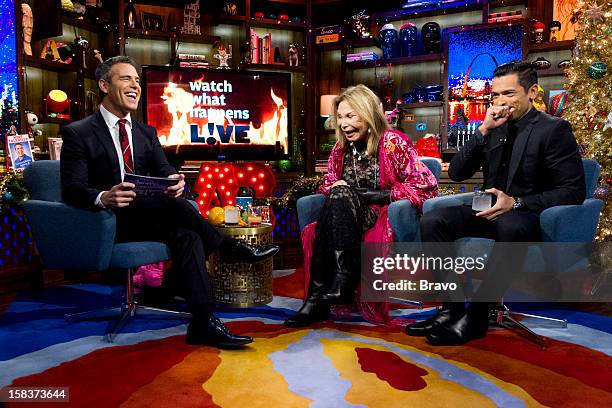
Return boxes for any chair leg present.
[136,305,192,319]
[106,301,137,343]
[65,307,122,322]
[66,267,191,342]
[389,297,424,309]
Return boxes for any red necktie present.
[118,119,134,174]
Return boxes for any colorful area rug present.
[1,268,611,407]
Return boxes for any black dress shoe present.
[186,316,253,348]
[405,303,465,336]
[426,311,489,346]
[220,240,279,264]
[284,297,330,327]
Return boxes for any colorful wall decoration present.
[446,24,523,146]
[0,0,20,141]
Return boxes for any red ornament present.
[279,14,289,21]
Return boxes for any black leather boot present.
[284,257,331,327]
[405,302,465,336]
[321,249,360,304]
[426,302,490,346]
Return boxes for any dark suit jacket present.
[449,109,585,214]
[61,110,176,210]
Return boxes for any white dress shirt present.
[95,105,136,207]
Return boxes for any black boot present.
[426,302,490,346]
[285,257,331,327]
[321,249,360,304]
[405,302,465,336]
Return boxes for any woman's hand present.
[331,180,348,188]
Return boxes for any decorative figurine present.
[421,22,441,54]
[399,22,418,57]
[532,56,551,70]
[532,85,547,112]
[181,1,201,36]
[549,20,561,43]
[288,43,299,66]
[214,44,232,69]
[379,23,399,59]
[223,1,238,16]
[533,21,546,44]
[21,3,33,56]
[347,9,371,39]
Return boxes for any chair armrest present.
[296,194,326,230]
[539,198,603,242]
[423,193,474,214]
[21,200,116,270]
[388,200,420,242]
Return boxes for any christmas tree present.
[564,0,612,240]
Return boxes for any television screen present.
[142,66,290,160]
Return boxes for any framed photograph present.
[7,134,34,171]
[446,24,524,138]
[48,137,63,161]
[141,12,165,31]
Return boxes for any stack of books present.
[250,29,274,64]
[177,53,208,68]
[346,52,379,62]
[487,10,523,23]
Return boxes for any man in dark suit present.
[61,56,279,348]
[406,61,585,345]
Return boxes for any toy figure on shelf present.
[21,3,33,56]
[214,44,232,69]
[533,21,546,44]
[421,22,441,54]
[532,84,547,112]
[379,23,399,60]
[549,20,561,42]
[288,43,299,66]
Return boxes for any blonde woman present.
[285,84,438,327]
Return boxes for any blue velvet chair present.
[421,158,602,346]
[21,160,191,342]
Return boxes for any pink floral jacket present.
[317,129,438,211]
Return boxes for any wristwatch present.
[512,196,525,210]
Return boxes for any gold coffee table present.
[207,223,274,308]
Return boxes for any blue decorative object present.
[587,61,607,79]
[399,23,418,57]
[0,0,20,137]
[421,22,441,54]
[3,192,13,201]
[379,23,399,59]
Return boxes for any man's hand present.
[331,180,348,188]
[166,173,185,198]
[101,182,136,208]
[476,188,514,221]
[479,106,515,136]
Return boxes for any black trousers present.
[419,205,541,302]
[113,196,225,317]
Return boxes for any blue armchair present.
[296,158,443,242]
[21,161,191,342]
[421,158,602,346]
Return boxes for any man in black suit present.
[406,61,585,345]
[61,56,279,348]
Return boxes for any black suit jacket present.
[61,110,176,210]
[449,109,585,214]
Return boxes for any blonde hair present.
[331,84,389,157]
